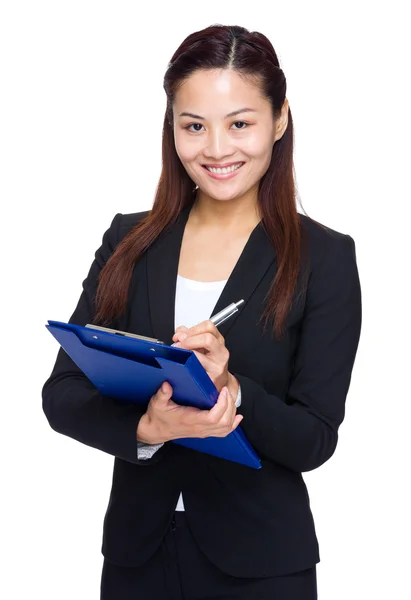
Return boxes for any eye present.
[184,121,249,133]
[185,123,204,132]
[231,121,248,130]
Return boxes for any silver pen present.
[210,299,245,326]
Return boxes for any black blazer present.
[42,203,362,578]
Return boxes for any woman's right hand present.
[136,381,243,445]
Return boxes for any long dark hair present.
[95,24,309,339]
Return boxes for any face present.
[173,68,288,205]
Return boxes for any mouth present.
[201,161,245,179]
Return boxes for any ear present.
[273,98,289,143]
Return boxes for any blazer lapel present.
[146,204,192,345]
[146,204,276,345]
[208,223,276,341]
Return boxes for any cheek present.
[244,131,274,159]
[174,132,200,164]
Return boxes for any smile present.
[202,162,245,180]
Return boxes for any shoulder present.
[117,211,150,237]
[298,213,357,273]
[105,211,150,246]
[299,212,354,247]
[297,214,361,331]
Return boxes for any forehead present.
[174,69,268,113]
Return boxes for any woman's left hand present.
[172,321,239,399]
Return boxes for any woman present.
[43,24,362,599]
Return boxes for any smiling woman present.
[42,23,361,600]
[174,70,288,192]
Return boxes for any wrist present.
[227,372,240,404]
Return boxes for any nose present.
[202,127,235,160]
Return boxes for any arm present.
[42,213,168,466]
[235,234,362,472]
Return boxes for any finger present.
[177,332,221,353]
[202,403,242,438]
[205,386,228,422]
[219,386,237,423]
[177,320,225,345]
[172,326,189,341]
[231,414,244,431]
[187,343,229,381]
[184,387,240,439]
[190,319,224,340]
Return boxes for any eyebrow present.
[178,108,257,120]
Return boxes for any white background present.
[1,1,410,598]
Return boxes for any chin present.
[204,189,243,202]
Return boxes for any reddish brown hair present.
[95,24,309,339]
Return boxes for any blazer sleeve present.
[42,213,169,466]
[234,233,362,473]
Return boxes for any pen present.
[171,299,245,346]
[210,299,245,326]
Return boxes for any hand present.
[172,320,240,399]
[137,381,243,444]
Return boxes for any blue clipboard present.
[46,320,261,469]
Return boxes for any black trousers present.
[101,512,317,600]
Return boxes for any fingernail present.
[162,382,168,393]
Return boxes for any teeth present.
[205,163,243,174]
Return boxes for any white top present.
[174,274,228,330]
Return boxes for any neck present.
[189,189,261,232]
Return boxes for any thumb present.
[160,381,173,396]
[151,381,172,405]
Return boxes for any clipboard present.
[46,320,262,469]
